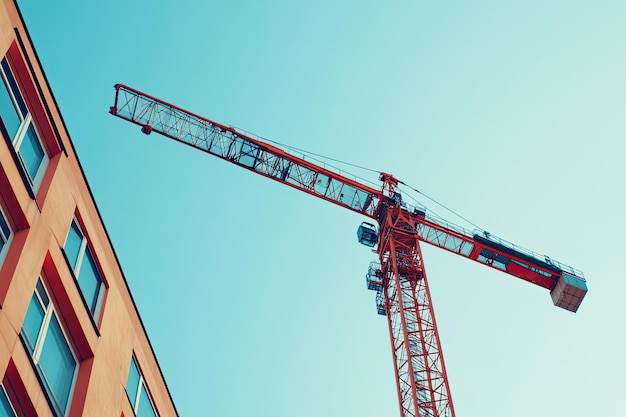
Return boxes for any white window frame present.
[22,278,79,417]
[64,217,106,321]
[0,205,13,269]
[0,384,18,417]
[126,356,159,417]
[0,58,49,192]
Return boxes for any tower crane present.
[110,84,587,417]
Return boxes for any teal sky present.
[17,1,626,416]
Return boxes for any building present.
[0,1,178,416]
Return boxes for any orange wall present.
[0,1,177,416]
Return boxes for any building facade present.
[0,1,177,416]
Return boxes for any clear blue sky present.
[17,1,625,416]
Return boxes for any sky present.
[15,1,626,416]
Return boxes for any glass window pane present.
[0,209,8,252]
[39,314,77,415]
[0,210,10,242]
[125,357,140,407]
[36,279,49,307]
[0,60,26,117]
[64,222,83,270]
[18,124,45,182]
[137,384,157,417]
[77,249,102,314]
[22,294,45,352]
[0,386,17,417]
[0,75,21,140]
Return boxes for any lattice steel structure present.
[378,203,454,417]
[110,84,588,417]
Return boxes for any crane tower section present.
[377,196,455,417]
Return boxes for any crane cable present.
[232,127,382,189]
[398,182,484,232]
[234,125,484,231]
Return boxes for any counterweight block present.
[550,272,587,312]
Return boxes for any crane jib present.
[111,83,586,312]
[110,84,382,218]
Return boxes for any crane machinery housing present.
[110,84,587,417]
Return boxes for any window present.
[63,218,106,321]
[0,57,48,190]
[0,205,12,267]
[125,357,158,417]
[20,279,78,417]
[0,385,17,417]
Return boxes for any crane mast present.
[377,194,454,417]
[110,84,587,417]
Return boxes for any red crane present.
[110,84,587,417]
